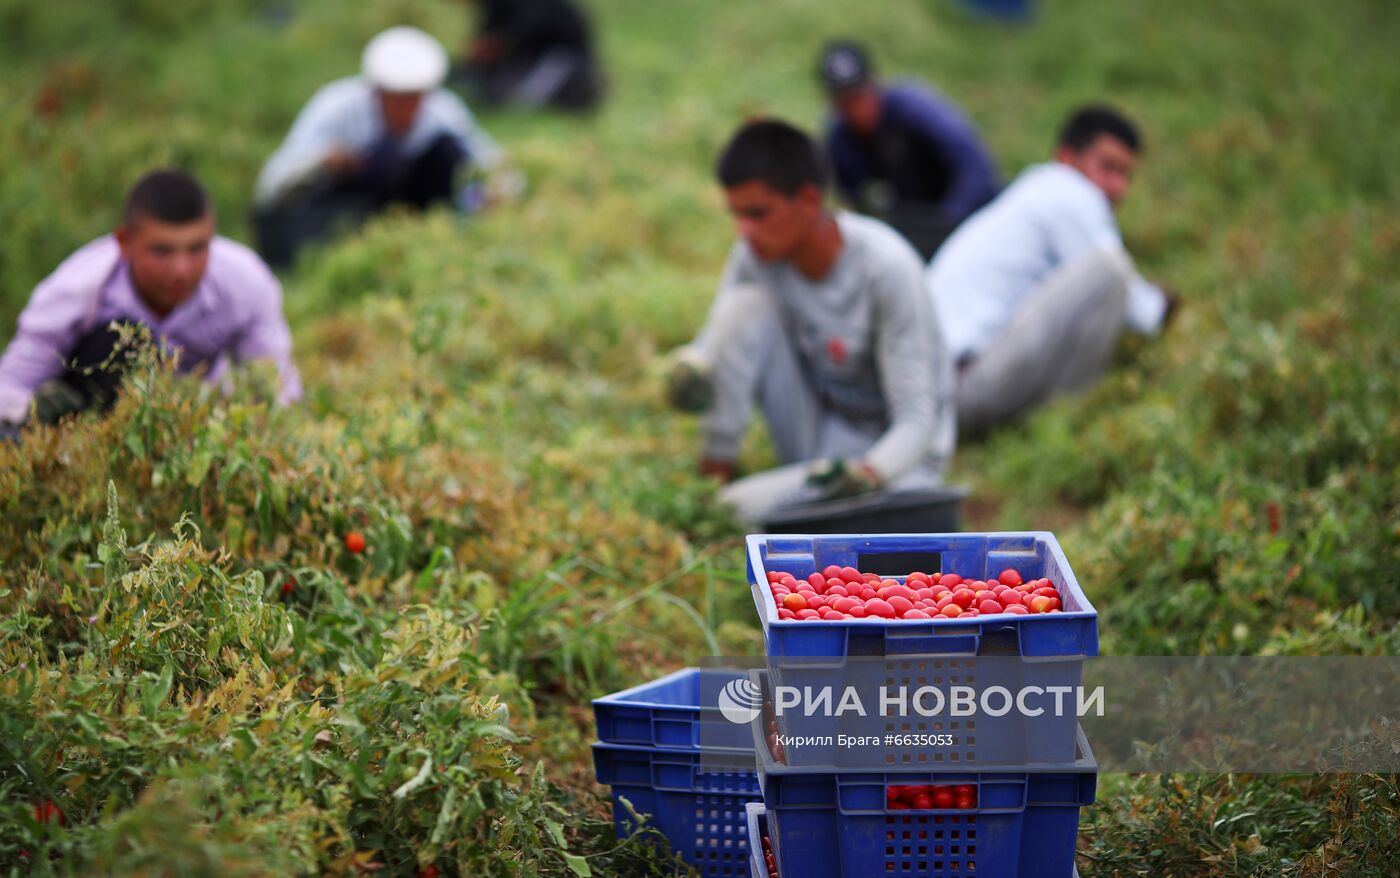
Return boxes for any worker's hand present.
[1160,285,1183,331]
[323,147,362,177]
[806,458,882,500]
[665,348,715,413]
[469,35,507,63]
[699,458,736,483]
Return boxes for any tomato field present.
[1,0,1398,875]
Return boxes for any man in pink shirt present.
[0,169,301,434]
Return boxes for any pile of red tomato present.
[765,565,1064,621]
[887,782,978,810]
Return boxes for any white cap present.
[362,26,448,93]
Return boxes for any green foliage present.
[1,0,1398,874]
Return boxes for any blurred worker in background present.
[254,26,512,269]
[454,0,603,111]
[667,119,956,524]
[0,169,300,439]
[819,40,999,261]
[926,104,1179,436]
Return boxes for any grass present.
[1,0,1399,874]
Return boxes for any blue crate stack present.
[592,532,1099,878]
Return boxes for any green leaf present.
[562,852,591,877]
[186,449,214,487]
[142,664,174,719]
[543,817,567,848]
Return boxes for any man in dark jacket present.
[820,40,999,260]
[458,0,603,111]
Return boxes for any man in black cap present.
[819,40,1000,260]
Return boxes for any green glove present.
[665,349,715,413]
[806,457,882,500]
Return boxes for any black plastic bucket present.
[760,486,969,535]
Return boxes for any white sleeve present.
[1045,183,1167,335]
[255,86,354,206]
[430,91,503,172]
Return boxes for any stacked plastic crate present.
[745,533,1099,878]
[592,531,1098,878]
[591,668,762,877]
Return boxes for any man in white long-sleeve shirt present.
[254,27,504,268]
[926,105,1177,434]
[668,119,956,524]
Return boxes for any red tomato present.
[864,599,896,618]
[955,795,975,810]
[911,794,934,810]
[940,604,963,618]
[887,785,904,801]
[281,579,295,596]
[978,600,1003,615]
[1034,586,1059,598]
[1047,597,1062,611]
[820,609,845,620]
[903,608,931,619]
[344,531,366,554]
[928,572,943,584]
[821,565,843,579]
[998,569,1023,587]
[940,574,963,588]
[839,566,862,583]
[419,866,440,878]
[777,608,796,620]
[1028,596,1053,613]
[795,609,820,620]
[915,587,937,601]
[826,584,849,598]
[807,572,826,588]
[888,596,914,615]
[860,587,878,600]
[782,593,808,612]
[999,590,1022,606]
[767,571,785,583]
[804,594,828,610]
[826,577,847,592]
[861,572,883,583]
[33,801,63,825]
[907,572,930,585]
[847,604,867,618]
[933,787,955,809]
[950,588,976,609]
[954,784,975,799]
[1004,604,1029,615]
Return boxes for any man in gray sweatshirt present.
[668,119,956,523]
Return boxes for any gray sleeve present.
[862,243,951,481]
[698,247,761,462]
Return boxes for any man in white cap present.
[253,26,506,268]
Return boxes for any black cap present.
[818,41,872,91]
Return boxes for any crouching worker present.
[0,169,301,436]
[926,105,1178,436]
[667,119,956,524]
[253,26,507,269]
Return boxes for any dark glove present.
[665,349,715,413]
[806,457,882,500]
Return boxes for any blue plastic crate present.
[748,533,1097,768]
[746,803,770,878]
[748,533,1098,662]
[593,667,756,753]
[758,726,1096,878]
[593,742,761,878]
